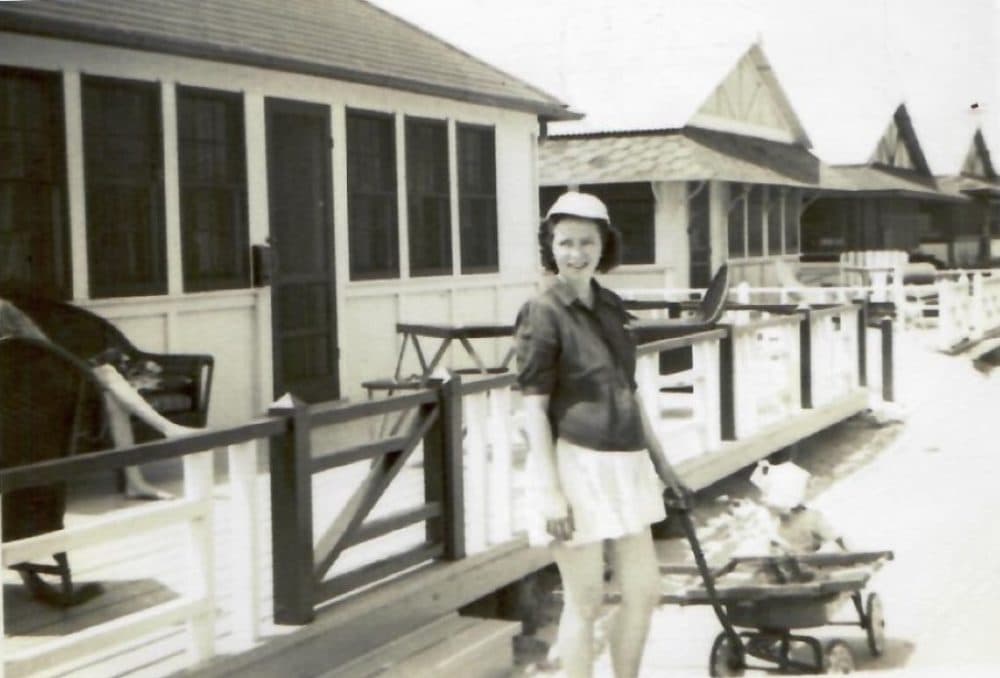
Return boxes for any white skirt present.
[524,438,666,548]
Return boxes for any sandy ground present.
[512,328,1000,677]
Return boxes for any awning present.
[539,129,819,187]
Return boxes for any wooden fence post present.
[228,440,261,647]
[184,449,216,663]
[880,318,894,403]
[268,396,315,625]
[718,326,736,441]
[798,309,813,409]
[424,376,465,560]
[855,300,868,387]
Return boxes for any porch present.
[2,298,892,677]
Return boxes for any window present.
[747,186,764,257]
[177,86,248,291]
[784,188,801,254]
[0,67,69,298]
[83,76,166,298]
[457,123,498,273]
[728,185,746,257]
[539,185,565,218]
[406,117,451,276]
[346,109,398,280]
[767,187,784,255]
[579,182,655,265]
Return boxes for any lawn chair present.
[1,336,107,606]
[628,264,730,344]
[628,265,730,386]
[1,292,214,437]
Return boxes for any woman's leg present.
[91,365,196,437]
[94,365,193,499]
[552,541,606,678]
[607,529,661,678]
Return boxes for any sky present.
[370,0,999,174]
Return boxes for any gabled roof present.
[866,105,933,177]
[539,128,818,187]
[0,0,576,120]
[538,36,809,143]
[960,129,997,180]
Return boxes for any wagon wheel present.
[709,632,745,676]
[823,639,855,673]
[865,592,886,656]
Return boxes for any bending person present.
[0,298,195,499]
[515,192,692,678]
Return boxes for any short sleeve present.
[514,299,560,395]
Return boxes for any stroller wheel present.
[823,639,855,673]
[865,592,886,656]
[709,632,745,676]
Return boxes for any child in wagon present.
[750,460,849,555]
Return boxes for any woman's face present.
[551,217,602,283]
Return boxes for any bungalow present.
[801,103,969,263]
[0,0,575,425]
[932,129,1000,266]
[537,42,819,290]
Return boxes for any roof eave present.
[0,12,576,120]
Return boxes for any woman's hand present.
[663,480,695,512]
[546,510,575,541]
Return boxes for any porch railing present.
[0,426,269,678]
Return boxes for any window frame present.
[81,74,167,299]
[0,66,70,299]
[176,84,250,292]
[457,122,499,274]
[405,115,453,278]
[345,107,400,281]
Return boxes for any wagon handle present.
[670,507,746,668]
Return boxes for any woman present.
[0,297,192,499]
[515,192,692,677]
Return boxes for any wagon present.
[661,550,894,675]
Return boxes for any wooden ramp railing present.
[1,298,899,677]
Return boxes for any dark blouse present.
[515,278,646,452]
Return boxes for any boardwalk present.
[515,328,1000,676]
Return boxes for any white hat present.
[545,191,610,223]
[750,461,810,511]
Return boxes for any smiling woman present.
[515,191,692,677]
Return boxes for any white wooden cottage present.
[537,41,817,290]
[802,103,970,262]
[0,0,575,424]
[934,129,1000,265]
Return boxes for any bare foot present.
[123,467,174,500]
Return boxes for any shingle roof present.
[0,0,576,120]
[937,175,1000,199]
[820,165,967,202]
[539,129,819,187]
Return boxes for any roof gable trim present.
[690,44,811,147]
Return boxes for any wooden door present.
[265,98,339,402]
[688,182,712,287]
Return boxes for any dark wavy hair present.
[537,214,622,274]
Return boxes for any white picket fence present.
[936,271,1000,350]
